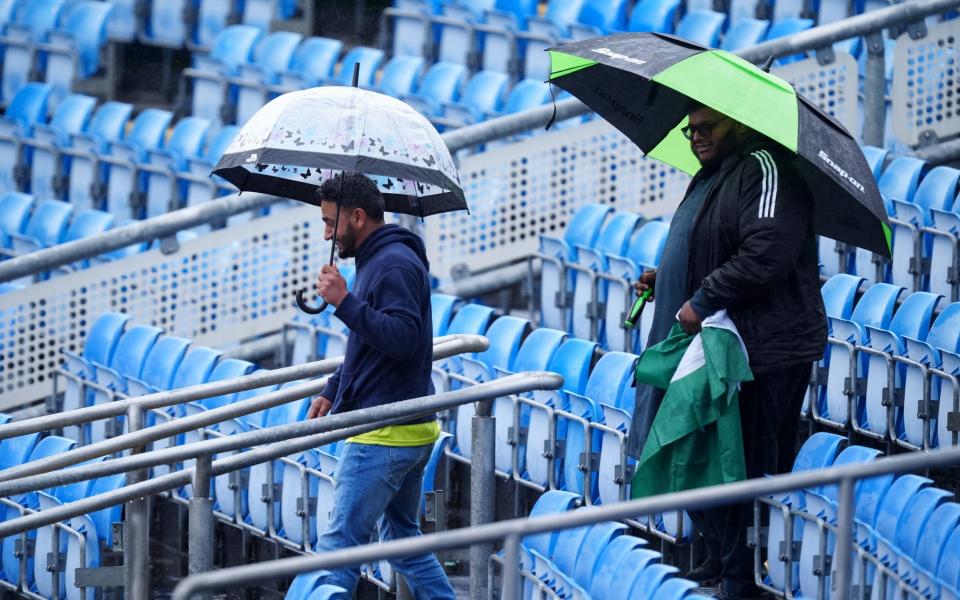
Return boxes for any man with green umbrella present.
[632,101,826,598]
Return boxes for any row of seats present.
[0,83,240,222]
[0,423,125,600]
[183,25,556,135]
[757,431,960,599]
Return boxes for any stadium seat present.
[880,485,952,599]
[771,0,809,23]
[720,17,769,50]
[526,0,588,38]
[880,156,928,209]
[382,4,431,59]
[812,274,865,415]
[861,145,889,180]
[185,25,263,129]
[232,31,303,126]
[330,46,384,87]
[0,83,52,192]
[900,165,960,295]
[179,125,240,212]
[431,12,475,67]
[913,502,960,596]
[63,101,133,210]
[818,0,852,23]
[625,563,680,598]
[674,9,727,47]
[53,209,115,273]
[430,293,459,337]
[624,0,678,32]
[431,302,495,393]
[401,61,468,117]
[41,1,114,108]
[126,335,192,397]
[568,0,629,38]
[765,18,815,63]
[370,54,424,99]
[588,535,649,598]
[275,37,344,90]
[138,116,209,216]
[8,199,73,260]
[436,69,510,128]
[868,474,933,598]
[23,93,97,202]
[568,211,642,342]
[0,1,68,103]
[534,203,611,331]
[602,220,670,352]
[0,192,34,252]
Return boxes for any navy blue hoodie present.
[320,224,434,424]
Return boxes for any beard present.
[335,227,357,259]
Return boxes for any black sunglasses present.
[681,117,730,140]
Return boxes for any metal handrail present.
[171,443,960,600]
[0,371,563,537]
[0,334,487,483]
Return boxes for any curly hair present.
[316,172,385,222]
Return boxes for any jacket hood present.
[356,224,430,271]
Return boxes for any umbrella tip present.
[761,55,775,73]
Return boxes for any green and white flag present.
[631,311,753,499]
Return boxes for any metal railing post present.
[833,477,856,598]
[862,32,888,148]
[124,404,150,600]
[501,533,521,600]
[469,398,496,600]
[189,453,214,600]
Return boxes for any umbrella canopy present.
[213,86,467,218]
[548,33,891,256]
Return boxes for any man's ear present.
[353,208,367,227]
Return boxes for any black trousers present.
[689,361,812,595]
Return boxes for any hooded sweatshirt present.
[320,224,437,445]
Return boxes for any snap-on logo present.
[818,150,865,193]
[591,47,647,66]
[245,153,258,163]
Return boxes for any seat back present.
[122,108,173,153]
[720,17,768,51]
[928,302,960,354]
[202,358,257,409]
[874,473,932,543]
[895,487,952,555]
[577,0,628,33]
[18,0,69,39]
[502,79,552,114]
[85,101,133,146]
[459,70,509,114]
[415,61,467,102]
[29,435,77,462]
[546,338,598,396]
[63,209,114,251]
[23,199,73,247]
[377,55,425,97]
[446,303,494,336]
[164,117,211,162]
[916,502,960,574]
[584,351,639,411]
[563,203,611,250]
[60,1,113,77]
[172,346,222,388]
[861,145,889,179]
[201,125,240,162]
[588,535,647,598]
[40,93,97,141]
[817,445,881,501]
[429,293,458,337]
[210,25,263,72]
[0,432,41,470]
[251,31,302,77]
[792,431,844,473]
[475,315,531,372]
[593,212,641,257]
[334,46,385,87]
[287,37,343,87]
[108,325,163,379]
[912,166,959,224]
[0,192,34,248]
[675,9,726,47]
[878,155,927,205]
[82,312,130,364]
[849,282,905,330]
[3,82,52,132]
[627,0,679,32]
[764,17,814,42]
[513,328,567,372]
[552,508,595,573]
[888,291,941,342]
[573,521,626,587]
[821,274,865,319]
[139,335,192,391]
[625,220,669,269]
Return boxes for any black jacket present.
[685,137,827,373]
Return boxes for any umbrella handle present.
[295,288,328,315]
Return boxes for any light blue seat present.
[371,54,424,98]
[912,502,960,596]
[24,93,96,202]
[899,302,960,450]
[771,0,808,24]
[126,335,192,397]
[625,563,680,599]
[588,535,648,598]
[455,315,530,463]
[525,0,585,38]
[430,293,459,337]
[520,490,582,580]
[869,474,935,599]
[194,0,240,49]
[881,486,953,599]
[431,302,495,394]
[41,1,113,109]
[862,145,889,179]
[401,61,467,117]
[603,220,669,352]
[0,83,52,192]
[570,211,641,342]
[818,0,851,22]
[144,0,190,47]
[937,526,960,600]
[0,192,34,252]
[187,25,263,129]
[535,203,611,331]
[141,116,211,216]
[720,17,769,50]
[383,4,431,59]
[574,351,637,504]
[476,17,516,77]
[232,31,302,125]
[568,0,629,38]
[330,46,384,87]
[901,166,960,296]
[275,37,343,90]
[761,432,845,594]
[812,274,865,416]
[54,209,114,272]
[846,467,895,597]
[675,9,726,47]
[818,282,903,433]
[279,447,321,548]
[59,312,129,441]
[98,108,173,221]
[201,358,257,410]
[625,0,679,32]
[531,509,593,594]
[64,101,132,210]
[796,445,882,599]
[0,3,67,103]
[765,18,815,63]
[180,125,240,211]
[437,69,509,128]
[105,0,136,41]
[482,0,536,28]
[431,11,474,67]
[859,291,941,445]
[90,324,162,442]
[502,78,552,116]
[8,199,72,261]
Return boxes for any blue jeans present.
[312,442,455,599]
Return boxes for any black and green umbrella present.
[548,33,892,256]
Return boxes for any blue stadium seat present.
[275,37,343,90]
[179,125,239,211]
[0,83,52,192]
[437,69,509,128]
[603,220,669,352]
[675,9,726,46]
[23,93,96,201]
[882,486,952,599]
[42,1,113,108]
[455,315,530,462]
[535,203,611,331]
[818,281,902,434]
[144,0,190,46]
[912,502,960,596]
[569,211,642,342]
[861,145,889,180]
[765,17,816,64]
[0,192,34,252]
[430,293,459,337]
[431,12,474,67]
[105,0,138,41]
[126,335,192,397]
[402,61,467,117]
[938,526,960,599]
[331,46,384,87]
[518,27,554,82]
[194,0,242,50]
[818,0,851,23]
[141,116,211,218]
[812,274,865,415]
[482,0,537,28]
[98,108,173,221]
[0,0,68,103]
[896,166,959,294]
[880,156,927,207]
[588,535,648,598]
[232,31,303,125]
[569,0,629,37]
[475,20,516,77]
[869,474,933,598]
[860,291,940,442]
[625,563,680,598]
[625,0,679,32]
[771,0,809,22]
[432,302,495,393]
[54,209,114,272]
[64,101,133,210]
[526,0,587,38]
[8,198,72,259]
[370,54,425,98]
[382,4,431,59]
[761,432,844,594]
[187,25,263,129]
[720,17,769,50]
[242,0,292,30]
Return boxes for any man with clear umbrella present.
[628,102,826,599]
[305,173,455,599]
